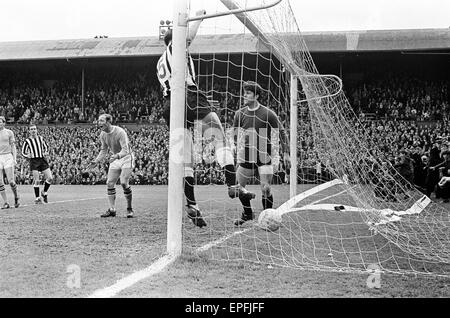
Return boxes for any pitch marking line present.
[18,197,104,208]
[89,254,177,298]
[278,179,343,215]
[88,182,344,298]
[196,229,250,253]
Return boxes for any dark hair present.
[164,29,172,46]
[243,81,263,98]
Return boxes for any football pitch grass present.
[0,184,449,298]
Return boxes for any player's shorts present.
[237,148,273,170]
[0,153,14,170]
[30,158,49,172]
[239,162,277,173]
[109,154,135,171]
[237,165,277,184]
[238,153,280,173]
[163,86,213,128]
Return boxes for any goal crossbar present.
[189,0,282,22]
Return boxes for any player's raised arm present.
[187,9,206,46]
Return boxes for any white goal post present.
[166,0,188,257]
[166,0,285,257]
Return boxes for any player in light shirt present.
[0,116,20,209]
[87,114,135,218]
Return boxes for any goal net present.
[181,0,450,278]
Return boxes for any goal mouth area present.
[169,0,450,279]
[278,179,432,227]
[190,180,450,278]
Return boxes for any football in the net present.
[258,208,282,232]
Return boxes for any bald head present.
[98,114,113,123]
[98,114,113,132]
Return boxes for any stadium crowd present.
[348,74,449,121]
[13,125,169,186]
[13,123,248,186]
[0,73,167,125]
[1,72,447,125]
[7,117,450,202]
[1,71,449,199]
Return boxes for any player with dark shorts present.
[156,11,255,228]
[30,157,49,172]
[22,124,53,204]
[162,86,212,129]
[232,81,291,226]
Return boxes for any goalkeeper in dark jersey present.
[232,81,291,226]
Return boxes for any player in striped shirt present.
[21,124,53,204]
[87,114,135,218]
[232,81,291,226]
[0,116,20,209]
[157,10,254,228]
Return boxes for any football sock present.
[262,195,274,210]
[34,187,40,198]
[10,183,18,199]
[184,177,196,206]
[239,195,253,219]
[123,186,132,210]
[107,188,116,210]
[224,164,236,187]
[43,181,51,193]
[0,184,6,202]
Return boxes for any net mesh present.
[181,0,450,277]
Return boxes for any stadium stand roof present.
[0,28,448,61]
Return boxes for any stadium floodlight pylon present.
[169,0,450,278]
